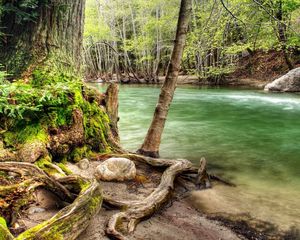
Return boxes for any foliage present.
[84,0,300,82]
[0,80,81,121]
[84,0,180,80]
[0,66,7,84]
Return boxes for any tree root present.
[94,153,235,239]
[0,163,103,240]
[0,162,73,202]
[104,155,193,240]
[15,179,102,240]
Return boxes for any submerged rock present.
[95,157,136,181]
[264,67,300,92]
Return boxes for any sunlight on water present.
[90,84,300,231]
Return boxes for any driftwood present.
[94,153,236,239]
[0,151,235,240]
[106,159,193,239]
[195,157,211,189]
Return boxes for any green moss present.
[3,122,48,147]
[82,101,111,153]
[0,224,13,240]
[56,163,73,175]
[35,156,59,176]
[70,146,91,162]
[0,216,7,228]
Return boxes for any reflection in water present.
[90,84,300,231]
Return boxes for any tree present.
[0,0,84,79]
[137,0,192,158]
[0,1,120,238]
[0,0,120,166]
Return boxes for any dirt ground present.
[16,159,242,240]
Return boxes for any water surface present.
[91,84,300,231]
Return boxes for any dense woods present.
[84,0,300,83]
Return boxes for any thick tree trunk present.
[0,0,85,80]
[0,2,119,236]
[137,0,192,158]
[0,0,120,163]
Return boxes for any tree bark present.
[137,0,192,158]
[275,0,294,70]
[0,0,85,80]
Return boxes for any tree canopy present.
[84,0,300,82]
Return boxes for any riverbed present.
[90,84,300,233]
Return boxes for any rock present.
[18,140,47,163]
[95,157,136,181]
[28,207,46,215]
[77,158,90,170]
[264,67,300,92]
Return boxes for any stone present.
[95,157,136,181]
[77,158,90,170]
[28,207,46,215]
[18,141,47,163]
[264,67,300,92]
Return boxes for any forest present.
[0,0,299,240]
[83,0,300,83]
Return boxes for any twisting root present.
[16,179,102,240]
[104,154,193,240]
[0,163,103,240]
[0,162,73,202]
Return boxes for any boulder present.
[95,157,136,181]
[264,67,300,92]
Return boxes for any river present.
[90,84,300,233]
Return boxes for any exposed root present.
[195,157,211,189]
[0,162,73,202]
[15,179,102,240]
[105,156,193,240]
[0,163,103,240]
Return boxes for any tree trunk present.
[0,0,120,164]
[0,1,120,238]
[0,0,85,80]
[275,0,294,70]
[137,0,192,158]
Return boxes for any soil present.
[13,157,296,240]
[12,159,242,240]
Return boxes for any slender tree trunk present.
[275,0,294,70]
[137,0,192,158]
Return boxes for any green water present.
[91,84,300,231]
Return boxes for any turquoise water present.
[91,84,300,230]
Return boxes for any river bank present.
[86,50,300,89]
[88,84,300,239]
[87,75,270,89]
